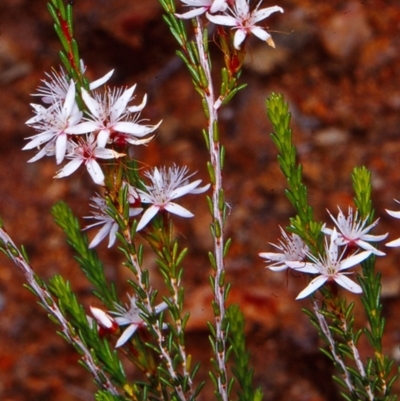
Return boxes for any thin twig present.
[194,16,229,401]
[313,299,354,394]
[0,227,120,395]
[123,230,190,401]
[338,312,374,400]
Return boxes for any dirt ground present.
[1,0,400,400]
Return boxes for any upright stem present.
[194,17,229,401]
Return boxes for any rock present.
[319,2,372,60]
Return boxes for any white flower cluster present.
[260,207,388,300]
[23,67,161,186]
[176,0,284,49]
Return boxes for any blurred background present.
[1,0,400,399]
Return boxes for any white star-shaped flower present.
[259,227,309,271]
[23,80,83,164]
[110,295,168,348]
[135,165,210,231]
[322,207,387,256]
[175,0,228,19]
[206,0,283,49]
[54,134,125,185]
[287,229,372,300]
[67,85,160,148]
[83,194,142,249]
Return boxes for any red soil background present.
[1,0,400,400]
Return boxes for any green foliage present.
[47,275,127,387]
[352,168,398,399]
[95,391,129,401]
[226,304,262,401]
[352,167,374,221]
[47,0,89,96]
[51,201,118,308]
[266,93,323,253]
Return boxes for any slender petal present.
[89,69,114,90]
[164,202,194,218]
[136,206,160,232]
[296,275,328,300]
[334,275,362,294]
[86,159,105,186]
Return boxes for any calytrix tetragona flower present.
[110,294,168,348]
[54,134,125,186]
[259,227,309,271]
[322,207,388,256]
[206,0,283,49]
[66,85,160,148]
[23,80,83,165]
[135,165,210,231]
[286,229,372,300]
[83,194,142,249]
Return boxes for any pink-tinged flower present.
[54,134,125,186]
[33,66,113,105]
[175,0,228,19]
[135,165,210,231]
[385,200,400,247]
[90,306,119,337]
[287,229,372,300]
[207,0,283,49]
[23,80,83,164]
[322,207,388,256]
[110,295,168,348]
[83,195,142,248]
[66,85,160,148]
[259,227,308,271]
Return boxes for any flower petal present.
[339,250,371,271]
[127,94,147,113]
[136,205,160,231]
[86,159,105,186]
[89,69,114,90]
[252,6,284,23]
[89,222,113,248]
[115,324,138,348]
[54,158,82,179]
[206,13,238,26]
[296,275,328,300]
[111,85,136,120]
[286,261,320,274]
[386,237,400,247]
[334,274,362,294]
[113,120,161,137]
[164,202,194,218]
[55,133,67,165]
[66,121,98,135]
[386,209,400,219]
[233,29,247,50]
[176,7,207,19]
[81,89,102,118]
